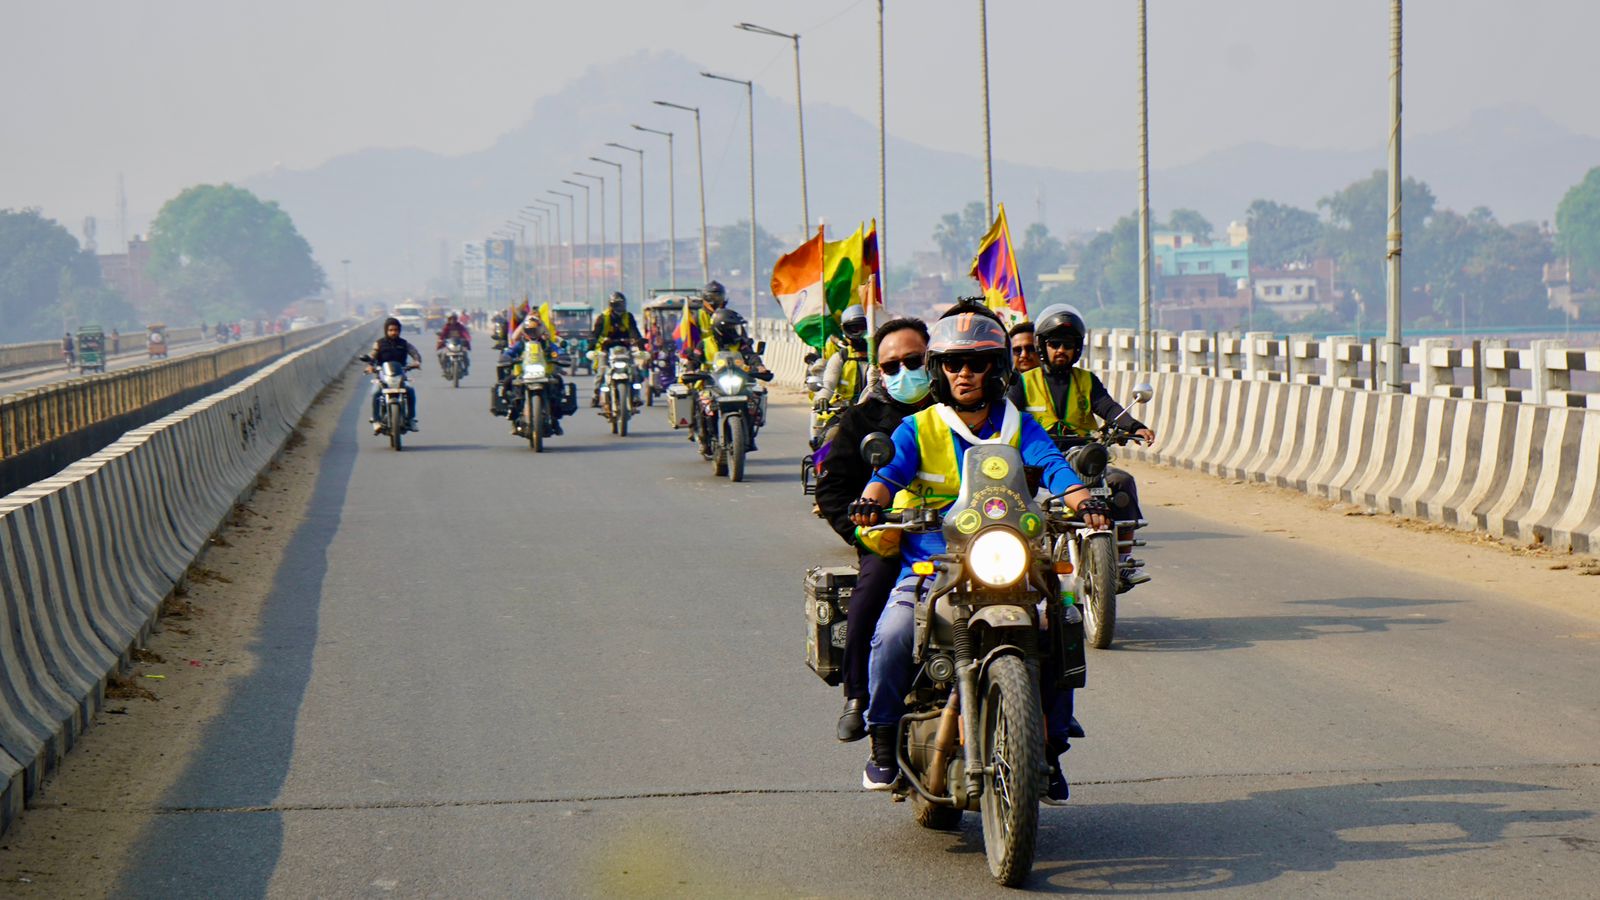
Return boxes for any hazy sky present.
[5,0,1595,246]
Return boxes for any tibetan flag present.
[862,220,882,309]
[772,227,831,348]
[538,302,558,337]
[969,203,1027,327]
[824,224,867,317]
[673,294,701,353]
[507,304,521,333]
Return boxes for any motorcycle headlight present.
[717,373,745,394]
[523,364,547,379]
[967,528,1029,588]
[612,361,631,370]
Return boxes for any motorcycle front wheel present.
[387,403,404,452]
[452,362,461,389]
[726,413,746,482]
[1082,532,1119,649]
[978,655,1042,887]
[527,392,544,453]
[619,383,631,436]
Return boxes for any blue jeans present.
[866,574,1075,747]
[370,383,416,422]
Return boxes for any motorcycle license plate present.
[1090,486,1112,497]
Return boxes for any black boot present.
[862,724,899,790]
[837,697,867,743]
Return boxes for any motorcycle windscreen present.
[941,445,1046,548]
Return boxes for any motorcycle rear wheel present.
[1082,532,1119,649]
[979,655,1042,887]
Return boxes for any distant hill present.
[244,51,1599,290]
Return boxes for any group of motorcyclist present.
[810,297,1154,802]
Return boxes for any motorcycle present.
[1043,382,1155,649]
[683,350,767,482]
[599,345,645,437]
[440,339,469,388]
[358,356,418,451]
[511,342,575,453]
[840,433,1087,887]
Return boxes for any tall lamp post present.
[704,71,759,326]
[545,191,577,306]
[654,100,710,282]
[532,201,563,305]
[518,210,544,297]
[340,259,351,317]
[607,142,648,301]
[737,21,809,234]
[1385,0,1404,392]
[977,0,994,223]
[1136,0,1153,374]
[876,0,888,307]
[590,156,627,299]
[561,179,594,304]
[632,125,677,290]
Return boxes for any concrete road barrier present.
[0,320,375,835]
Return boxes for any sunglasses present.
[1043,337,1083,351]
[1011,344,1038,357]
[940,357,992,375]
[879,355,926,376]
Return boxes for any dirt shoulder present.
[1123,457,1600,621]
[0,371,359,898]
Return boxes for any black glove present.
[848,498,884,525]
[1075,497,1112,520]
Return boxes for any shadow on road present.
[957,778,1589,893]
[1285,596,1463,611]
[115,385,364,899]
[1111,609,1447,652]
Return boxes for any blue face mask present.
[884,365,932,404]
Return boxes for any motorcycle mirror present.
[755,340,767,355]
[860,432,896,468]
[1132,382,1155,404]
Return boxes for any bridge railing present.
[0,327,205,373]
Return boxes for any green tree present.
[1555,166,1600,289]
[1037,214,1142,328]
[1416,207,1555,327]
[0,208,135,340]
[1245,199,1325,268]
[1016,222,1067,299]
[708,219,787,309]
[147,184,325,322]
[1319,170,1436,319]
[931,202,989,275]
[1165,208,1214,242]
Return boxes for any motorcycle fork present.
[952,614,986,800]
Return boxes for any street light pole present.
[546,191,577,306]
[978,0,994,223]
[608,142,648,302]
[1385,0,1405,392]
[633,125,677,291]
[1136,0,1153,374]
[877,0,888,307]
[704,71,759,326]
[561,179,594,304]
[737,22,809,234]
[654,101,709,283]
[591,157,626,299]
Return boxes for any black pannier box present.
[805,566,857,685]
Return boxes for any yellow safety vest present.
[857,402,1022,557]
[824,338,865,406]
[598,311,635,339]
[1020,366,1096,436]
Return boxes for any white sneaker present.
[371,421,383,435]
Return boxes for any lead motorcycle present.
[1044,382,1155,648]
[814,433,1087,887]
[683,350,768,482]
[357,356,418,451]
[511,342,574,453]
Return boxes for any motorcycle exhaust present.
[925,692,963,796]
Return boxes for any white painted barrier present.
[0,320,374,833]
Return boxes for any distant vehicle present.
[77,326,106,373]
[297,299,328,322]
[147,323,168,358]
[392,302,426,335]
[550,304,596,374]
[289,317,315,331]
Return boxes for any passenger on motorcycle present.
[848,302,1112,800]
[366,317,422,431]
[1007,304,1153,582]
[436,312,473,372]
[814,304,871,414]
[1008,320,1040,373]
[499,316,567,435]
[814,316,935,743]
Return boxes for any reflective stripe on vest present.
[1021,366,1096,436]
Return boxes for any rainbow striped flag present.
[969,203,1027,327]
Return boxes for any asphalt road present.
[114,346,1600,897]
[0,339,208,398]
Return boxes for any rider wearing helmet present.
[436,311,473,374]
[701,280,728,312]
[497,315,566,435]
[815,305,871,416]
[848,299,1111,799]
[592,292,643,350]
[1007,304,1153,553]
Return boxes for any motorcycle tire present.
[387,404,404,452]
[527,393,544,453]
[452,365,461,389]
[913,794,963,831]
[712,442,728,477]
[978,655,1043,887]
[619,385,630,437]
[1082,532,1119,649]
[645,381,655,407]
[727,414,746,482]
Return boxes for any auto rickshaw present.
[147,323,169,359]
[77,326,106,373]
[551,304,596,374]
[643,294,692,405]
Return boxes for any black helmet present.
[383,317,401,331]
[710,308,745,344]
[608,292,627,313]
[926,310,1013,411]
[1033,303,1087,375]
[702,280,727,309]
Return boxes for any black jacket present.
[1006,366,1147,435]
[815,387,928,547]
[371,336,421,367]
